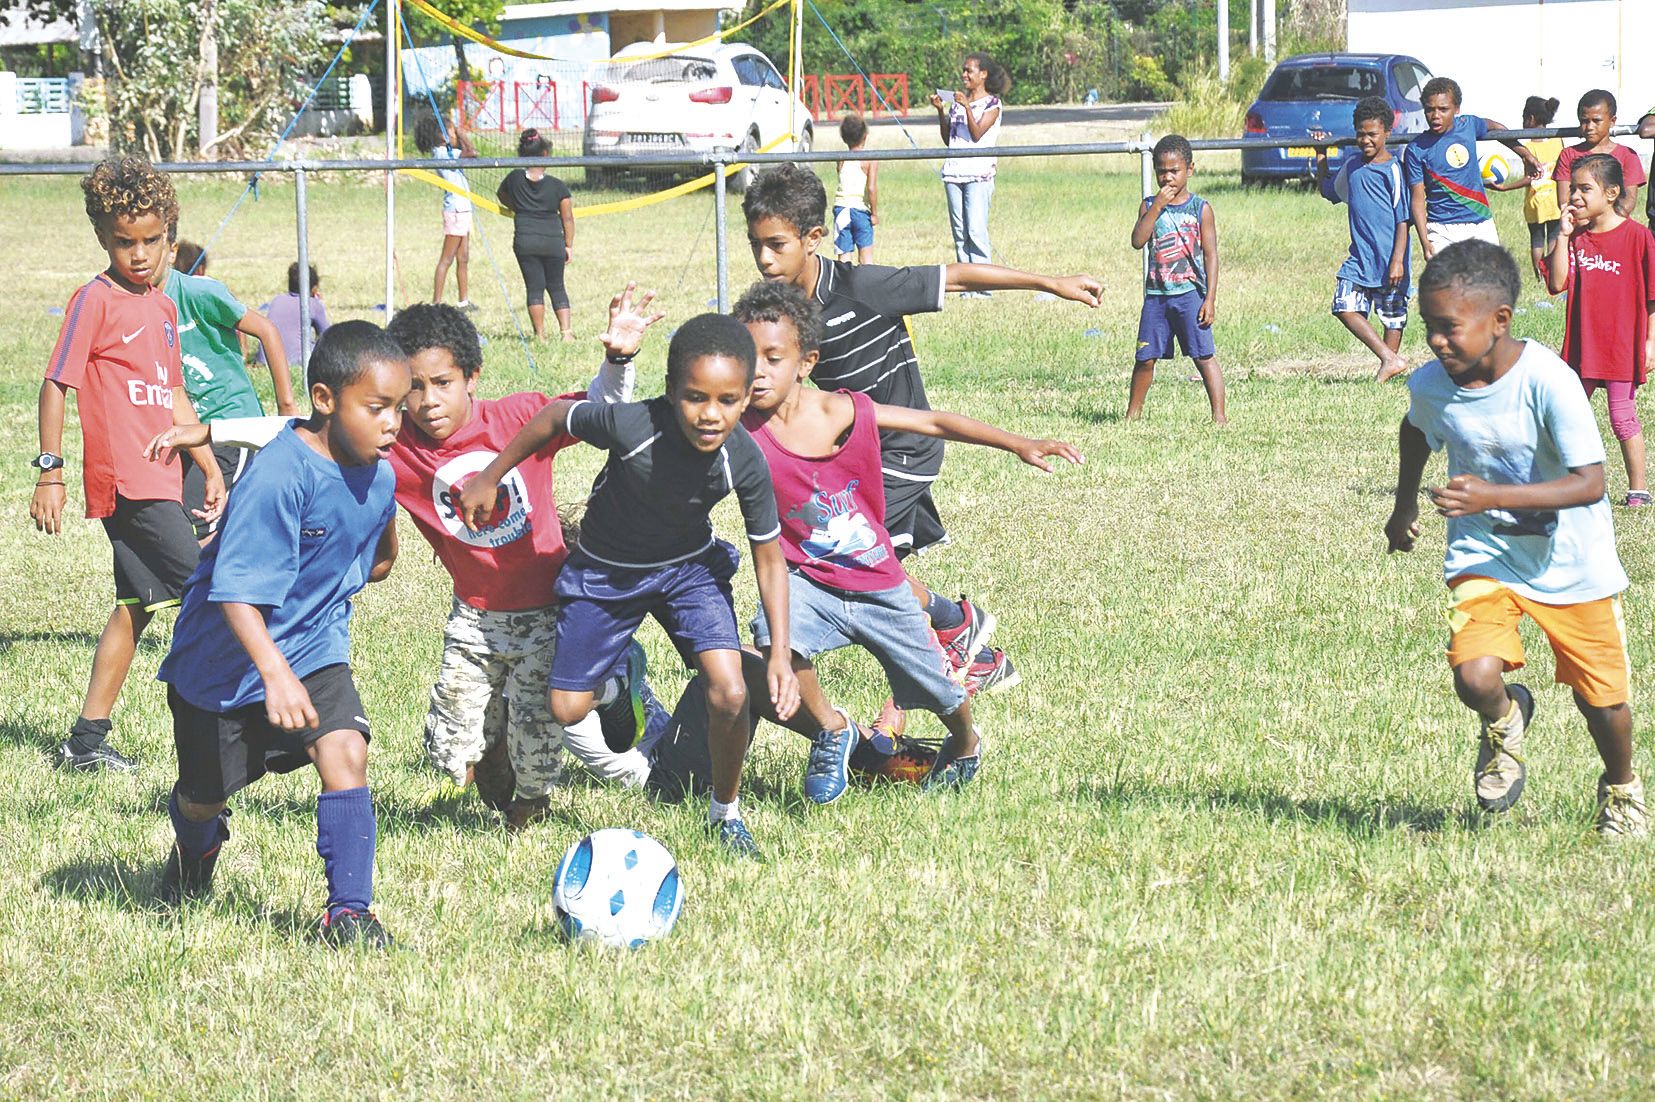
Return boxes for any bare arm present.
[750,538,799,721]
[946,262,1102,305]
[29,379,68,534]
[236,311,298,414]
[455,128,477,158]
[1197,202,1219,326]
[1484,118,1540,177]
[1131,189,1174,249]
[1409,181,1432,259]
[172,388,225,523]
[368,516,397,582]
[1484,175,1528,192]
[872,403,1083,471]
[221,602,317,731]
[1387,218,1409,287]
[930,96,950,144]
[1430,463,1606,516]
[455,398,578,529]
[1385,416,1430,552]
[963,99,1000,142]
[1640,113,1655,140]
[866,160,878,221]
[495,175,516,212]
[560,196,575,255]
[1546,209,1574,295]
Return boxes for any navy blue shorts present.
[550,541,743,692]
[1136,291,1215,362]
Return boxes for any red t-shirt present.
[45,274,184,518]
[1562,219,1655,383]
[1553,142,1648,193]
[744,391,905,593]
[390,391,584,610]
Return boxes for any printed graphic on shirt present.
[433,450,534,549]
[128,358,175,409]
[1426,162,1493,220]
[785,476,890,571]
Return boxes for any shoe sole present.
[1477,683,1533,814]
[56,754,138,774]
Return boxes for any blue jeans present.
[944,178,994,265]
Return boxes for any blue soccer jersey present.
[1324,155,1410,290]
[1403,114,1493,225]
[158,425,396,711]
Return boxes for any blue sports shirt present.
[158,424,397,711]
[1406,340,1626,603]
[1323,155,1410,290]
[1403,114,1493,225]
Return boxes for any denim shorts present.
[550,541,742,692]
[1136,290,1215,361]
[1331,278,1409,331]
[833,206,874,253]
[752,572,965,716]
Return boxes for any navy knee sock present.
[316,786,376,917]
[168,786,227,860]
[925,590,965,631]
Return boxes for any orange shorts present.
[1445,576,1630,707]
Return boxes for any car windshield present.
[612,57,718,84]
[1260,65,1382,101]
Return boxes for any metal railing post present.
[1139,133,1154,285]
[714,151,730,313]
[296,166,312,390]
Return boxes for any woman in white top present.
[930,52,1008,285]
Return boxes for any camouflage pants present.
[425,598,570,799]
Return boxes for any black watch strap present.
[31,452,64,472]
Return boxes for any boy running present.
[1404,76,1541,258]
[1316,97,1411,383]
[456,314,798,859]
[734,281,1082,796]
[1385,240,1644,835]
[154,321,409,943]
[28,156,223,772]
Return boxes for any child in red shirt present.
[1548,153,1655,506]
[28,156,222,772]
[1552,90,1646,220]
[733,280,1083,796]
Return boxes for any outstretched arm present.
[236,311,298,414]
[945,262,1102,305]
[173,388,225,524]
[590,281,663,403]
[872,403,1084,472]
[1485,118,1541,178]
[455,398,579,529]
[1385,416,1430,552]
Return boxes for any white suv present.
[583,42,813,190]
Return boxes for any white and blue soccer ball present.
[553,828,683,949]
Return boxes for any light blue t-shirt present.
[1323,155,1410,291]
[158,425,397,711]
[433,143,472,214]
[1406,340,1626,602]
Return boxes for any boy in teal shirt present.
[153,230,297,538]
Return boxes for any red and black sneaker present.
[964,647,1021,698]
[933,596,997,680]
[851,733,941,785]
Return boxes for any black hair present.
[175,240,206,275]
[732,280,824,355]
[1523,95,1560,127]
[742,162,826,234]
[414,114,444,153]
[1152,133,1193,167]
[1572,152,1625,195]
[1579,88,1616,116]
[288,261,320,294]
[1352,96,1393,130]
[965,52,1011,96]
[1421,76,1462,107]
[307,320,408,395]
[386,302,484,378]
[1418,240,1520,310]
[839,112,867,148]
[518,128,549,157]
[665,312,757,390]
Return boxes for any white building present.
[1348,0,1652,157]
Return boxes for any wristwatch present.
[30,452,65,472]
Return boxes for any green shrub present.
[1152,67,1245,139]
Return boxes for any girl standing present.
[1486,95,1562,284]
[930,53,1007,289]
[496,129,576,341]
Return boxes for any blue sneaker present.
[921,754,980,792]
[597,641,649,753]
[713,817,763,861]
[802,718,858,805]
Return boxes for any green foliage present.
[93,0,331,160]
[1152,66,1243,137]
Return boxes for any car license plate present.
[626,132,684,145]
[1287,146,1317,158]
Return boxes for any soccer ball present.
[1480,151,1513,185]
[553,828,683,949]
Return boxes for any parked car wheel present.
[732,130,760,193]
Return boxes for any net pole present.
[714,156,730,312]
[1139,133,1153,284]
[296,166,312,382]
[384,0,398,318]
[788,0,802,144]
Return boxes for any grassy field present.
[4,153,1653,1100]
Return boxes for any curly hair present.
[732,280,824,355]
[385,302,485,378]
[1419,240,1519,309]
[742,162,826,234]
[81,155,178,233]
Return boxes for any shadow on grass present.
[40,857,335,939]
[1076,776,1487,836]
[0,630,171,658]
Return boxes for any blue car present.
[1241,53,1432,184]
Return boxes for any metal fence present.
[3,124,1639,363]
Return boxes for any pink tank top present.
[747,391,905,593]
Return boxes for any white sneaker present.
[1474,685,1532,813]
[1596,774,1648,838]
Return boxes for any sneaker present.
[712,817,763,861]
[1596,774,1649,838]
[597,641,649,753]
[851,734,940,785]
[964,647,1021,698]
[933,597,997,678]
[159,840,224,906]
[469,738,516,812]
[456,300,479,313]
[1626,490,1651,508]
[504,795,550,833]
[921,752,981,792]
[1474,683,1533,813]
[802,719,858,805]
[56,737,138,773]
[319,907,395,949]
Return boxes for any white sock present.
[616,748,651,789]
[709,796,740,824]
[456,298,470,307]
[594,677,621,708]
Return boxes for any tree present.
[403,0,503,86]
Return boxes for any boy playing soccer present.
[1385,240,1644,835]
[734,281,1083,795]
[456,314,799,859]
[1128,134,1227,423]
[1315,97,1412,383]
[153,321,408,944]
[1404,76,1541,259]
[28,156,224,772]
[153,224,299,539]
